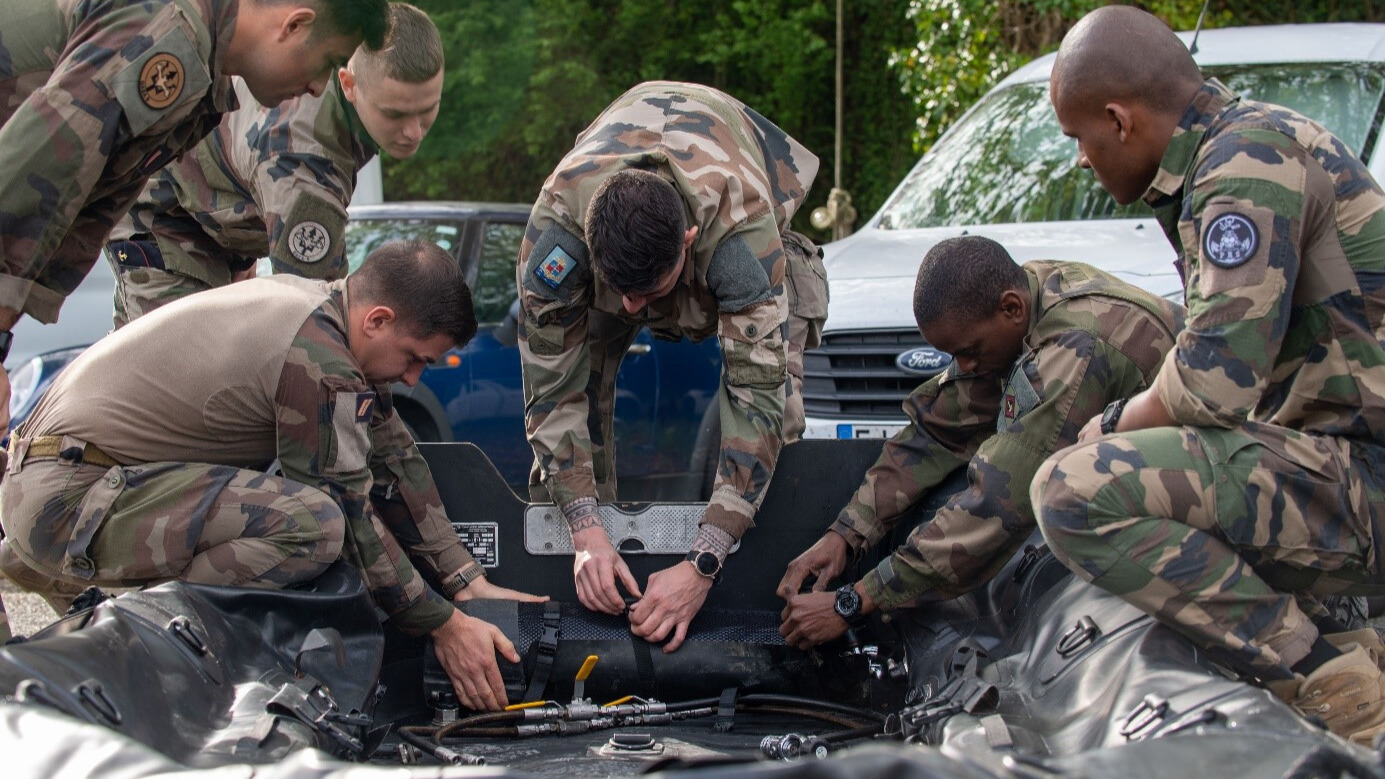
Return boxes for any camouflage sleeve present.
[366,385,482,585]
[1149,133,1303,427]
[703,221,790,540]
[827,368,999,550]
[0,2,215,322]
[275,309,453,634]
[517,218,599,509]
[861,331,1150,611]
[256,154,353,280]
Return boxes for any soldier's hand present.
[780,590,848,650]
[628,561,712,653]
[431,609,518,711]
[1076,412,1105,443]
[777,532,849,599]
[456,576,549,603]
[572,526,641,615]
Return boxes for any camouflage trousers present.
[1031,421,1385,679]
[528,230,828,502]
[106,238,251,328]
[0,438,346,613]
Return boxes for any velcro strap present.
[20,437,120,469]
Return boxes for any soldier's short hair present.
[257,0,390,52]
[351,3,444,84]
[350,239,478,346]
[585,169,687,295]
[913,236,1028,330]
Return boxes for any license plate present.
[836,423,904,439]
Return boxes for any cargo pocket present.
[783,230,829,323]
[62,466,129,582]
[720,301,787,388]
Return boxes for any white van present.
[802,23,1385,440]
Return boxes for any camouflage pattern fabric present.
[0,277,477,635]
[0,451,346,594]
[106,239,215,325]
[518,81,825,541]
[0,0,238,324]
[108,76,375,325]
[826,261,1182,611]
[1032,80,1385,678]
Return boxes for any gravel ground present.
[1,574,61,638]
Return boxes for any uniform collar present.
[332,74,379,157]
[1143,79,1239,203]
[207,0,240,112]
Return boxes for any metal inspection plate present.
[525,503,735,555]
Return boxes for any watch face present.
[834,585,862,620]
[695,552,720,577]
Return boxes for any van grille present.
[802,329,942,418]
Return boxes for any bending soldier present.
[778,237,1181,648]
[0,0,389,428]
[106,2,446,326]
[1032,6,1385,745]
[0,241,542,710]
[517,81,829,651]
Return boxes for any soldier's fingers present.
[482,656,509,708]
[663,621,690,654]
[490,626,520,664]
[615,560,642,599]
[597,575,627,615]
[777,567,805,598]
[809,568,831,592]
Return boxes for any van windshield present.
[876,63,1385,230]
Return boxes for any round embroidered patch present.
[1202,212,1259,269]
[288,221,331,263]
[139,53,185,110]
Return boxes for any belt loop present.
[8,437,29,475]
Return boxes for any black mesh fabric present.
[515,603,785,648]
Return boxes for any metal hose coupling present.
[760,733,831,761]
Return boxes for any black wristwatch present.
[685,550,722,582]
[834,583,867,628]
[0,330,12,365]
[440,565,484,598]
[1099,398,1128,435]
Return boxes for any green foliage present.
[383,1,917,237]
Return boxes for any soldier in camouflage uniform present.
[777,237,1182,648]
[518,81,828,651]
[106,3,446,327]
[0,241,542,710]
[1032,6,1385,745]
[0,0,387,427]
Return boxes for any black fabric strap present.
[631,631,659,701]
[714,686,739,732]
[523,601,563,702]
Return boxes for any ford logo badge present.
[896,346,952,376]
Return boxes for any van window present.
[877,63,1385,230]
[473,222,525,325]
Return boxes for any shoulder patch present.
[139,53,185,109]
[288,221,332,264]
[353,393,376,423]
[997,360,1041,434]
[114,27,212,136]
[1201,212,1259,269]
[706,234,772,313]
[534,245,576,289]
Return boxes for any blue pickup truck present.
[6,201,723,501]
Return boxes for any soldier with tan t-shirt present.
[0,240,542,711]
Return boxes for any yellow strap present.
[503,700,549,711]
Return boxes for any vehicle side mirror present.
[492,298,522,347]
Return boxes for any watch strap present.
[440,564,484,598]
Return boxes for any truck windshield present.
[876,63,1385,229]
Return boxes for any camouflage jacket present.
[830,261,1183,611]
[0,0,238,324]
[19,276,477,633]
[517,81,819,539]
[1144,80,1385,451]
[114,76,375,285]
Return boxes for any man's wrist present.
[440,564,484,598]
[689,524,734,563]
[562,496,602,535]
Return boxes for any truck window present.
[473,222,525,325]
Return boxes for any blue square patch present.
[534,245,576,289]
